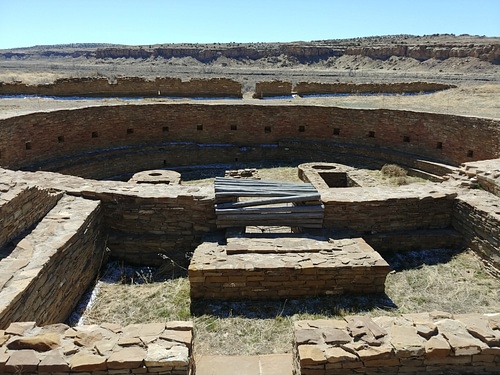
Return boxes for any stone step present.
[195,354,292,375]
[189,233,390,300]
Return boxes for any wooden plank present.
[216,213,324,222]
[215,177,313,187]
[217,221,323,229]
[215,195,321,208]
[216,205,324,214]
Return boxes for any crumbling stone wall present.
[0,321,193,374]
[0,77,242,98]
[1,104,499,177]
[294,313,500,375]
[0,195,104,328]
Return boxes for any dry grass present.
[79,250,500,356]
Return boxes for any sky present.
[0,0,499,49]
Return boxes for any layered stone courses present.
[0,321,193,374]
[0,76,242,98]
[0,184,61,249]
[294,313,500,375]
[189,234,390,299]
[1,104,499,179]
[0,194,104,328]
[0,98,499,373]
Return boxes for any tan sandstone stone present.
[389,325,426,358]
[436,319,488,356]
[38,349,70,372]
[4,349,39,372]
[7,332,60,352]
[145,343,189,368]
[107,346,146,369]
[5,321,36,336]
[298,344,327,366]
[325,346,359,363]
[69,351,107,371]
[424,334,451,358]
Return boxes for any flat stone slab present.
[189,234,390,299]
[196,354,292,375]
[226,235,341,254]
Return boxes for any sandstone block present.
[436,319,488,355]
[455,313,500,346]
[325,346,358,363]
[38,349,70,372]
[69,351,107,372]
[4,349,39,372]
[7,332,60,352]
[425,334,451,359]
[145,343,189,368]
[107,346,146,369]
[389,325,426,358]
[160,329,192,347]
[5,321,36,336]
[295,329,322,345]
[298,344,327,366]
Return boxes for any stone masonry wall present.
[294,312,500,375]
[0,321,193,374]
[452,190,500,274]
[189,237,390,300]
[0,195,104,328]
[253,80,293,98]
[1,168,216,267]
[294,82,455,96]
[0,77,242,98]
[0,184,61,249]
[321,186,457,233]
[1,104,499,176]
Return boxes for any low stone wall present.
[2,104,500,175]
[294,312,500,375]
[0,184,61,248]
[0,321,193,374]
[461,159,500,198]
[294,81,455,96]
[0,195,104,328]
[0,77,242,98]
[0,168,216,267]
[321,186,457,233]
[189,236,390,300]
[452,190,500,274]
[253,80,293,98]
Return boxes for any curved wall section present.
[0,104,499,178]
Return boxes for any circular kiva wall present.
[0,103,499,179]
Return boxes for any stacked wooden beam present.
[214,177,324,228]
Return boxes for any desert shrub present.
[381,164,408,177]
[381,164,409,185]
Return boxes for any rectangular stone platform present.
[189,234,390,300]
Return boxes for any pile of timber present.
[214,177,324,228]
